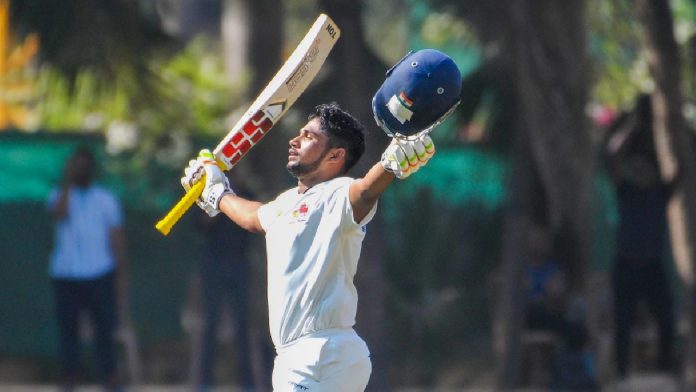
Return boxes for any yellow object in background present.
[0,0,39,130]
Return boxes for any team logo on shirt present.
[292,202,310,222]
[289,382,309,391]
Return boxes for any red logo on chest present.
[292,202,310,220]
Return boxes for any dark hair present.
[309,103,365,173]
[68,145,97,185]
[71,145,96,164]
[627,94,658,166]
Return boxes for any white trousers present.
[272,329,372,392]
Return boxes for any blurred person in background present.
[47,147,129,391]
[605,94,678,378]
[524,226,567,336]
[193,185,255,391]
[523,225,597,390]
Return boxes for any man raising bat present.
[181,49,461,391]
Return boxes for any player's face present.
[287,118,331,177]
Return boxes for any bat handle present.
[155,180,205,235]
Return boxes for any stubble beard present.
[286,148,330,178]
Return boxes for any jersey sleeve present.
[257,191,289,232]
[329,178,378,229]
[257,202,274,232]
[349,179,378,226]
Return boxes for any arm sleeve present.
[350,181,378,226]
[257,199,279,232]
[331,179,378,228]
[104,192,123,228]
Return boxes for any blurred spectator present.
[523,226,598,390]
[605,93,677,378]
[193,183,254,392]
[524,226,588,352]
[47,147,129,391]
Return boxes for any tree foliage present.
[588,0,647,108]
[33,36,248,214]
[10,0,168,87]
[37,37,246,155]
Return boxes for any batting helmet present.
[372,49,462,138]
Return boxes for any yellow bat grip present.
[155,179,205,236]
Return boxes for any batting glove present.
[380,134,435,179]
[180,149,235,217]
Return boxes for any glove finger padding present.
[203,150,236,216]
[416,135,435,162]
[381,143,409,176]
[411,140,426,164]
[380,135,436,179]
[180,149,217,191]
[181,159,205,191]
[399,142,418,168]
[203,160,229,189]
[181,149,235,217]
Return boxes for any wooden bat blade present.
[213,13,340,169]
[156,14,340,235]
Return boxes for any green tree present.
[429,1,593,387]
[10,0,167,88]
[637,0,696,387]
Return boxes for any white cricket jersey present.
[257,177,377,348]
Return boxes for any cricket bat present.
[156,14,340,235]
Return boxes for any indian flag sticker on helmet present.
[387,92,414,124]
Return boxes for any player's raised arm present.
[350,135,435,223]
[349,163,394,224]
[349,49,461,223]
[181,149,264,233]
[218,194,263,233]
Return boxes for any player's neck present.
[297,178,321,194]
[297,173,337,194]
